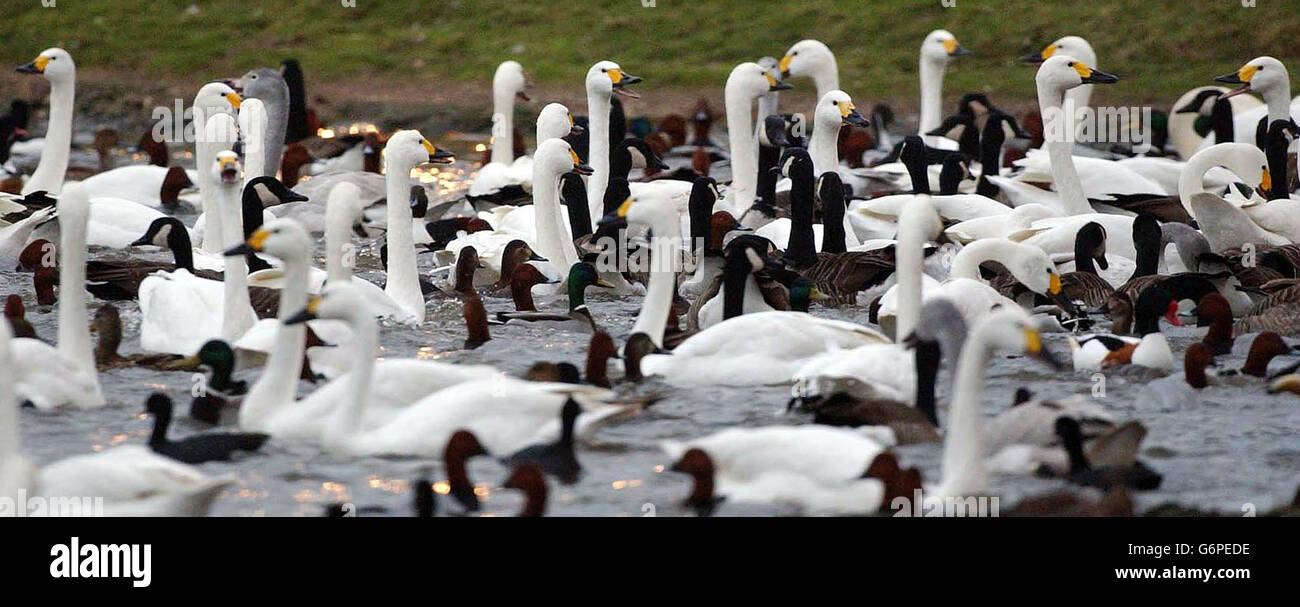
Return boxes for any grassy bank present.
[3,0,1298,115]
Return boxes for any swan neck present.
[918,59,945,135]
[244,250,309,416]
[937,332,990,497]
[586,89,612,223]
[24,76,74,195]
[492,87,515,165]
[809,119,839,176]
[219,183,253,341]
[324,205,353,283]
[383,167,423,322]
[57,199,97,383]
[327,311,377,451]
[895,199,934,340]
[630,210,680,346]
[724,83,759,212]
[532,166,578,271]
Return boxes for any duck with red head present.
[1197,293,1235,356]
[463,295,491,350]
[505,263,557,313]
[1183,342,1214,390]
[4,294,36,339]
[584,331,618,388]
[443,430,488,513]
[503,463,548,517]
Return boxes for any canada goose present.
[1049,417,1163,490]
[1058,222,1116,308]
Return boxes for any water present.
[7,152,1299,518]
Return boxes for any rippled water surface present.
[7,149,1300,518]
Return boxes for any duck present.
[4,294,36,339]
[289,283,645,457]
[1049,417,1162,490]
[440,430,489,513]
[1196,293,1235,355]
[494,262,612,332]
[1070,286,1181,372]
[91,304,186,371]
[2,318,231,515]
[84,217,221,300]
[679,180,738,297]
[143,393,269,464]
[79,165,196,210]
[182,339,247,424]
[14,48,74,195]
[501,398,582,485]
[662,425,897,515]
[8,183,104,409]
[502,463,549,517]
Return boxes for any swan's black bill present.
[571,163,594,176]
[223,244,254,257]
[15,61,42,74]
[844,110,871,128]
[1215,73,1253,100]
[948,45,972,57]
[568,123,585,136]
[769,80,793,92]
[1020,52,1046,65]
[596,211,627,229]
[613,73,643,99]
[428,148,456,164]
[1081,69,1119,85]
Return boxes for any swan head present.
[814,90,871,131]
[726,62,791,102]
[1036,55,1118,96]
[494,60,532,102]
[1216,56,1290,101]
[959,238,1060,296]
[1190,143,1269,193]
[212,150,242,185]
[587,61,642,100]
[15,48,74,82]
[973,308,1058,366]
[193,82,242,119]
[535,138,591,179]
[779,39,835,80]
[920,30,970,65]
[385,130,454,173]
[1021,35,1095,66]
[537,103,582,142]
[235,218,310,261]
[286,282,365,325]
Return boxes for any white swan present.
[467,61,537,199]
[7,184,104,409]
[382,130,455,323]
[585,60,642,223]
[242,282,498,439]
[3,323,231,516]
[15,48,73,195]
[139,147,255,355]
[1211,56,1297,145]
[918,30,969,146]
[192,82,243,252]
[1180,143,1284,251]
[929,308,1052,499]
[988,55,1118,215]
[879,235,1062,337]
[1022,36,1098,125]
[661,425,893,514]
[722,61,790,214]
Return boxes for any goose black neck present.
[976,124,1004,198]
[784,162,818,267]
[558,400,579,450]
[1265,126,1291,200]
[722,249,753,320]
[757,144,780,207]
[818,172,848,254]
[938,159,963,196]
[239,187,273,271]
[609,98,627,148]
[914,340,941,427]
[904,153,931,196]
[688,179,714,256]
[602,177,630,220]
[165,222,196,272]
[1073,236,1098,276]
[282,60,310,144]
[610,144,633,180]
[956,123,981,158]
[1130,220,1162,280]
[561,172,592,239]
[1060,423,1091,476]
[1210,97,1234,145]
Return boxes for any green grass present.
[5,0,1299,107]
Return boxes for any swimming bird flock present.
[2,31,1299,518]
